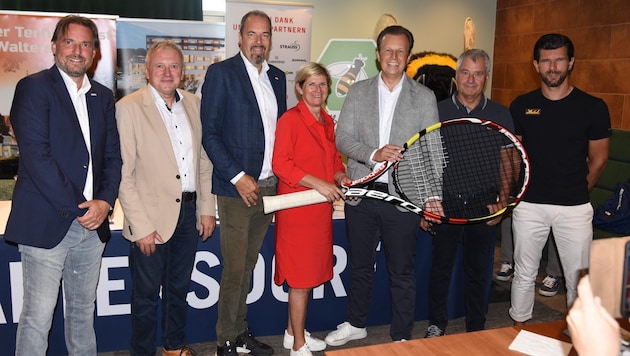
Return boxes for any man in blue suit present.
[4,15,121,356]
[201,10,287,356]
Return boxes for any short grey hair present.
[456,49,491,73]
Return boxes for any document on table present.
[508,329,572,356]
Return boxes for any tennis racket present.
[263,118,530,224]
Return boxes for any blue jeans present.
[129,199,198,356]
[16,219,105,356]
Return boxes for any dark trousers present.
[344,199,421,341]
[130,199,198,356]
[427,223,495,332]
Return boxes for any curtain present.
[0,0,202,20]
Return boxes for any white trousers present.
[509,201,593,322]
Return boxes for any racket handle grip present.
[262,189,328,214]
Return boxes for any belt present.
[257,175,278,188]
[182,191,196,202]
[367,182,389,193]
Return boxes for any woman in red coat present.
[272,62,351,356]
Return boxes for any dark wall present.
[0,0,202,21]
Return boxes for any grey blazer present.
[336,74,440,207]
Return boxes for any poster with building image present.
[116,18,225,100]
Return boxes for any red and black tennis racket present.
[263,118,530,224]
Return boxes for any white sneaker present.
[283,329,327,351]
[495,262,514,281]
[324,322,367,346]
[290,344,312,356]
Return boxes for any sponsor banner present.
[225,1,313,107]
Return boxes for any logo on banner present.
[279,41,301,51]
[316,39,379,124]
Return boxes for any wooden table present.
[324,320,575,356]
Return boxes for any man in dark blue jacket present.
[201,10,287,356]
[5,15,121,356]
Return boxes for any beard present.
[247,45,267,66]
[56,56,91,78]
[251,54,265,65]
[540,70,569,88]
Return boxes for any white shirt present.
[372,73,403,183]
[232,51,278,183]
[57,67,93,201]
[149,86,196,192]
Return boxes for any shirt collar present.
[148,85,182,109]
[378,72,404,93]
[57,66,91,95]
[450,91,488,113]
[240,51,270,77]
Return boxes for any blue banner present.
[1,220,476,354]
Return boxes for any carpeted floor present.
[98,248,569,356]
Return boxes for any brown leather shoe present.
[162,345,197,356]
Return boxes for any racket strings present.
[444,124,525,219]
[395,121,526,221]
[394,130,446,206]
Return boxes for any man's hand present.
[135,231,164,256]
[77,199,111,230]
[199,215,216,241]
[485,202,506,226]
[373,144,404,163]
[235,174,261,207]
[420,198,444,232]
[424,198,444,223]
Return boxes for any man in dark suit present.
[4,15,121,356]
[201,10,287,356]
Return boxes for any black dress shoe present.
[216,341,238,356]
[235,329,274,356]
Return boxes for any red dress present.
[272,100,345,288]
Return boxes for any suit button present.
[176,198,181,203]
[83,164,88,169]
[176,175,181,179]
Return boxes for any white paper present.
[508,329,572,356]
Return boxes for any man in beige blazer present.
[116,40,216,356]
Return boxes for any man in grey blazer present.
[116,40,216,356]
[325,25,440,345]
